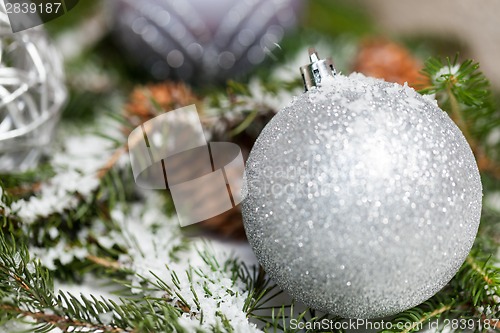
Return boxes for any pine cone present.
[353,39,429,89]
[124,82,252,240]
[197,112,276,240]
[124,82,198,128]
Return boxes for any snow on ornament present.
[242,49,483,318]
[0,8,67,172]
[109,0,304,82]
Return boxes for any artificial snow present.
[434,64,461,83]
[0,186,9,216]
[307,72,427,111]
[9,133,113,224]
[30,240,88,271]
[109,192,261,332]
[98,311,114,325]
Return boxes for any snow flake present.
[434,64,460,83]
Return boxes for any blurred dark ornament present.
[109,0,304,82]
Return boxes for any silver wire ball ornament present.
[109,0,303,81]
[0,10,67,172]
[242,50,483,318]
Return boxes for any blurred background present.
[38,0,500,105]
[355,0,500,88]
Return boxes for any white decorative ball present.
[242,73,482,318]
[0,9,67,172]
[110,0,303,81]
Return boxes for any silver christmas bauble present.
[0,9,67,172]
[242,73,482,318]
[109,0,303,81]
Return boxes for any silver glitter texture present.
[110,0,302,81]
[0,9,67,172]
[242,73,482,319]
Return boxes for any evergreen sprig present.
[0,235,236,333]
[419,55,500,159]
[455,253,500,306]
[0,234,125,332]
[420,55,491,108]
[380,297,455,333]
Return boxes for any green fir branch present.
[381,302,454,333]
[453,252,500,307]
[419,55,500,158]
[0,234,211,333]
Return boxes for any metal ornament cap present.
[300,48,336,91]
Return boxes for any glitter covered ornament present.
[242,50,482,318]
[110,0,303,81]
[0,9,67,172]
